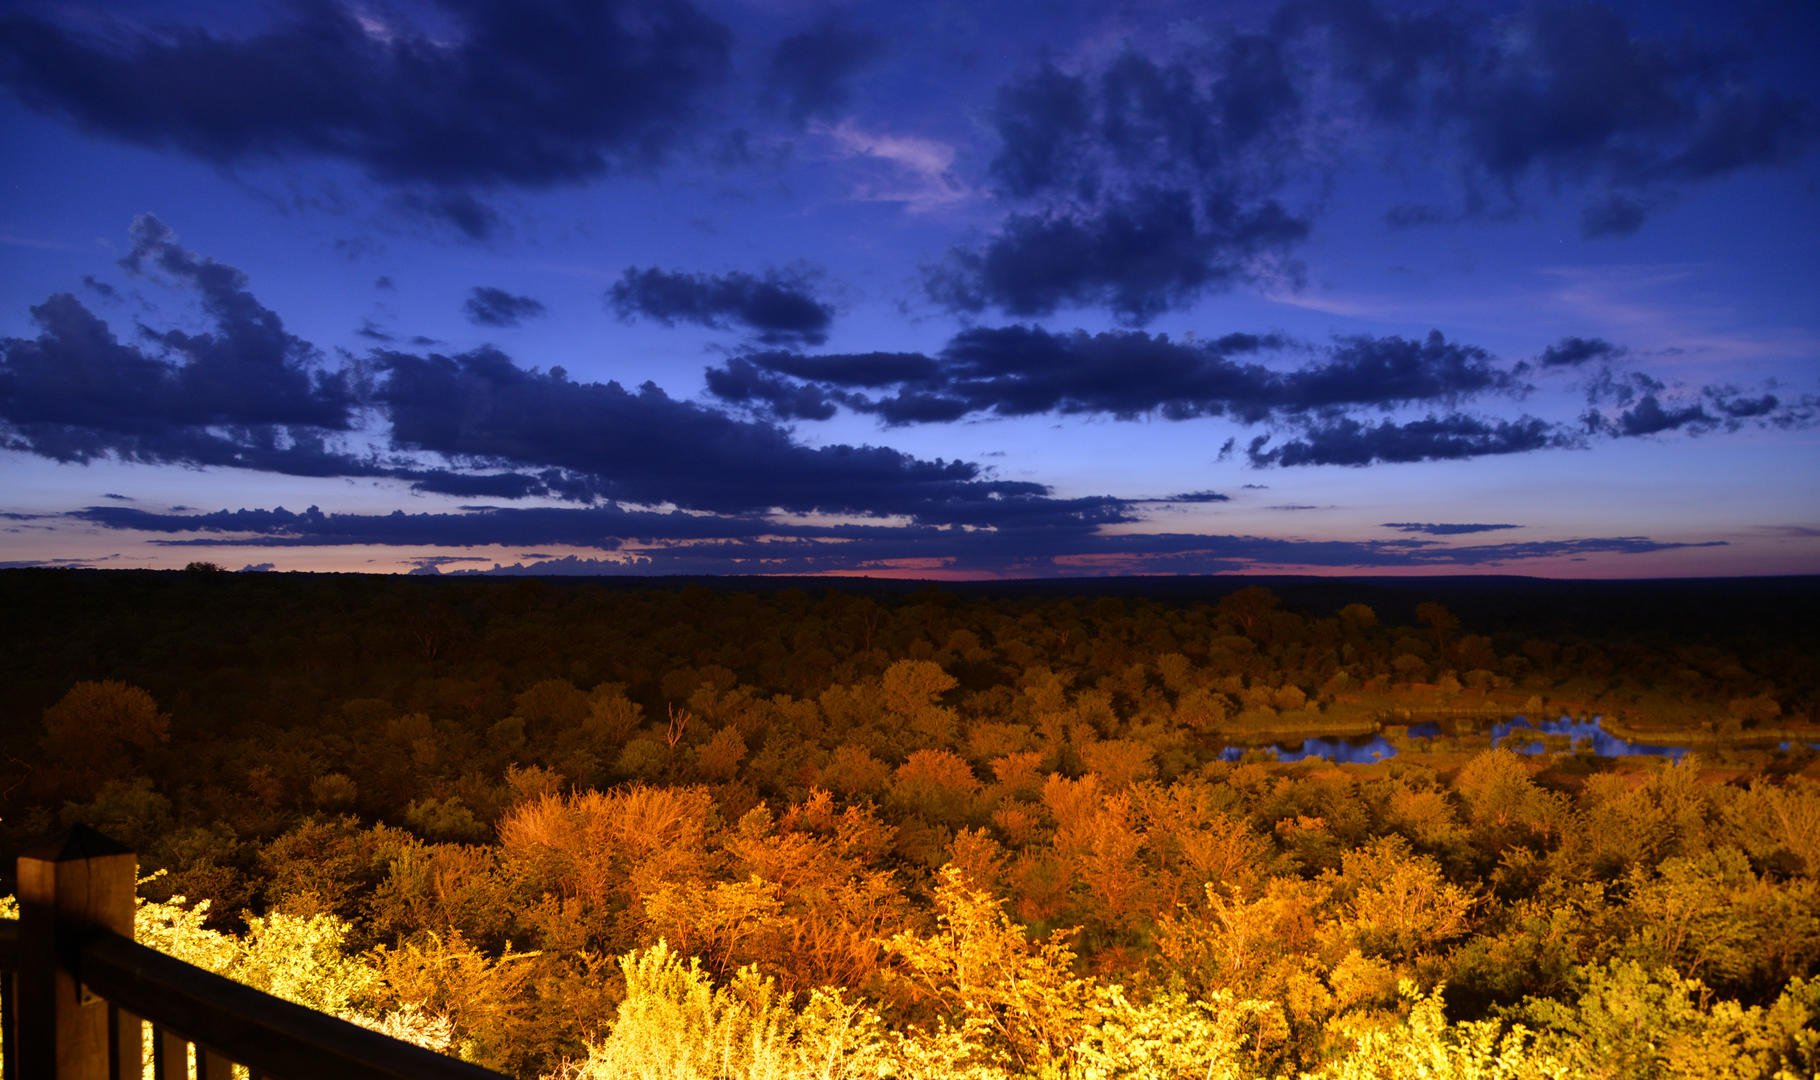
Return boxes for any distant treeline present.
[1,570,1814,746]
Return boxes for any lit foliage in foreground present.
[565,870,1820,1080]
[130,881,459,1052]
[34,872,1814,1080]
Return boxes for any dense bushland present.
[2,570,1817,1077]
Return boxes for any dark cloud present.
[929,188,1307,324]
[1540,336,1624,368]
[391,191,502,241]
[0,218,356,471]
[710,326,1519,425]
[702,357,838,421]
[1669,84,1812,181]
[850,391,973,426]
[609,267,834,346]
[1247,414,1568,467]
[1283,331,1517,412]
[1701,384,1818,430]
[1383,203,1457,230]
[1584,382,1817,438]
[1305,0,1814,233]
[1605,394,1714,437]
[934,33,1313,323]
[102,492,133,501]
[938,3,1812,322]
[119,216,353,427]
[402,469,555,501]
[1280,0,1466,119]
[375,346,1102,524]
[464,287,547,328]
[1382,522,1522,536]
[81,275,117,299]
[1414,536,1726,564]
[69,501,1725,577]
[1585,367,1664,408]
[1708,390,1779,419]
[0,1,732,191]
[1,219,1141,529]
[75,503,768,548]
[765,18,883,121]
[985,62,1094,201]
[1579,193,1651,238]
[744,350,939,388]
[986,41,1301,205]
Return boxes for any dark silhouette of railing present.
[1,825,509,1080]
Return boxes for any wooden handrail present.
[6,826,512,1080]
[75,929,506,1080]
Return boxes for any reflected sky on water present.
[1491,715,1687,760]
[1212,715,1759,765]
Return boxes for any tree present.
[43,679,169,757]
[881,659,960,746]
[1216,586,1281,636]
[891,749,982,825]
[578,942,890,1080]
[41,680,171,799]
[883,866,1099,1074]
[1415,602,1460,656]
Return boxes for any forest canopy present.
[2,570,1817,1078]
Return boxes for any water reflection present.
[1220,735,1397,764]
[1216,714,1715,765]
[1491,715,1686,760]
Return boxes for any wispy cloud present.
[815,119,973,212]
[1541,264,1820,367]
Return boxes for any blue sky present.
[1,0,1816,577]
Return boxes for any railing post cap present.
[21,823,135,863]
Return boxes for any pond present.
[1213,715,1767,765]
[1489,715,1687,760]
[1219,734,1397,765]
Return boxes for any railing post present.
[16,826,136,1080]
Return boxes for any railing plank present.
[108,1005,144,1080]
[3,965,15,1080]
[152,1027,188,1080]
[2,959,16,1080]
[77,931,506,1080]
[17,827,137,1079]
[196,1046,233,1080]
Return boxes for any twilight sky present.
[2,0,1817,578]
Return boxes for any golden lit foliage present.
[131,888,456,1053]
[574,941,891,1080]
[883,866,1104,1073]
[890,749,981,825]
[498,784,715,948]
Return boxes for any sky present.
[1,0,1817,579]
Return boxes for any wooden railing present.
[1,825,509,1080]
